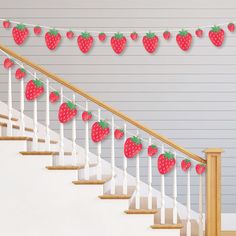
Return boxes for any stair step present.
[20,151,72,156]
[152,208,184,229]
[0,113,18,121]
[180,219,199,236]
[0,136,57,144]
[99,186,135,199]
[125,209,158,214]
[46,166,84,170]
[72,175,111,185]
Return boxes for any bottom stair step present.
[152,208,184,229]
[46,166,83,170]
[125,209,158,214]
[20,151,72,156]
[72,175,111,185]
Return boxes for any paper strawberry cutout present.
[196,164,206,175]
[58,101,77,123]
[114,129,124,140]
[148,144,158,157]
[181,159,192,172]
[25,79,44,101]
[34,26,42,36]
[98,32,106,42]
[209,26,225,47]
[82,111,92,121]
[3,58,14,69]
[143,32,159,53]
[15,68,26,80]
[158,151,176,174]
[45,29,61,50]
[91,120,110,142]
[3,20,11,29]
[124,136,142,158]
[49,91,60,103]
[111,33,127,54]
[77,32,94,54]
[12,24,29,45]
[176,30,192,51]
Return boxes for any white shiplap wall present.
[0,0,236,212]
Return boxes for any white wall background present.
[0,0,236,213]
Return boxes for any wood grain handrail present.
[0,43,206,164]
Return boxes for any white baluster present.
[20,77,25,136]
[161,145,166,224]
[84,101,90,180]
[59,88,64,165]
[96,108,102,180]
[7,67,13,136]
[173,151,178,224]
[135,131,140,209]
[186,165,192,236]
[199,174,204,236]
[33,73,38,151]
[148,137,153,209]
[110,116,116,194]
[122,123,128,194]
[45,79,50,150]
[72,94,77,164]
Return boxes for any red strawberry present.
[114,129,124,140]
[77,32,93,53]
[111,33,127,55]
[181,159,192,172]
[195,28,203,38]
[148,144,158,157]
[58,101,77,123]
[82,111,92,121]
[228,23,235,32]
[12,24,29,45]
[158,152,176,175]
[49,91,60,103]
[176,30,192,51]
[15,68,26,80]
[3,58,14,69]
[34,26,42,36]
[3,20,11,29]
[91,120,110,142]
[66,30,74,39]
[124,136,142,158]
[45,29,61,50]
[209,26,225,47]
[98,32,106,42]
[25,79,44,101]
[142,32,159,53]
[130,32,138,41]
[163,31,171,40]
[196,164,206,175]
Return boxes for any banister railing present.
[0,43,205,164]
[0,42,221,236]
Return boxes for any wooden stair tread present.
[151,223,183,229]
[20,151,71,156]
[72,176,111,185]
[0,136,57,144]
[125,209,157,214]
[0,122,34,132]
[0,114,18,121]
[46,166,84,170]
[99,186,135,199]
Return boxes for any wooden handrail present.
[0,43,206,164]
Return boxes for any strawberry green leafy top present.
[163,151,174,159]
[33,79,43,88]
[53,91,60,96]
[16,24,27,31]
[211,25,221,32]
[114,33,124,39]
[183,158,191,163]
[98,120,109,129]
[131,136,142,144]
[145,32,156,38]
[81,32,91,38]
[66,101,76,110]
[150,144,157,148]
[49,29,59,36]
[178,29,189,36]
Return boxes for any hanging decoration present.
[114,128,124,140]
[12,24,29,45]
[3,58,14,69]
[195,164,206,174]
[77,32,94,53]
[147,144,158,157]
[1,18,236,54]
[176,30,192,51]
[49,91,60,103]
[208,26,225,47]
[15,68,26,80]
[111,33,127,54]
[34,26,42,36]
[91,120,110,142]
[163,31,171,40]
[158,151,176,174]
[124,136,142,158]
[25,79,44,101]
[45,29,62,50]
[181,159,192,172]
[58,101,77,123]
[82,111,92,121]
[142,32,159,53]
[98,32,106,42]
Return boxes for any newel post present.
[204,148,223,236]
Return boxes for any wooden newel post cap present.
[204,148,224,154]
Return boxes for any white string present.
[0,18,232,35]
[0,48,203,162]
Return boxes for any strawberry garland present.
[91,120,110,142]
[124,136,142,158]
[2,19,236,53]
[58,101,77,123]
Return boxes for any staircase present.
[0,43,222,236]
